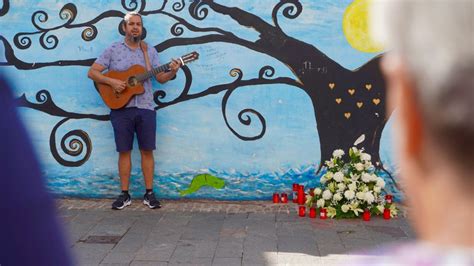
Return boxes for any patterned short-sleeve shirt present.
[95,41,160,110]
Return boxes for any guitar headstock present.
[179,51,199,66]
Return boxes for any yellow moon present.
[343,0,384,53]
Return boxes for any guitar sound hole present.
[127,76,138,87]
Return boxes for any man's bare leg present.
[111,151,133,210]
[118,151,132,191]
[140,150,161,208]
[140,150,154,190]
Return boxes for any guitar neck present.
[137,63,171,82]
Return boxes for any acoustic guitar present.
[94,51,199,109]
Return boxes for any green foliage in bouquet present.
[306,147,397,219]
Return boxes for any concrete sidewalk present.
[58,199,415,266]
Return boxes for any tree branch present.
[156,33,265,54]
[1,35,95,69]
[194,1,289,53]
[203,0,278,36]
[155,75,304,110]
[145,6,266,55]
[145,9,230,36]
[0,0,9,17]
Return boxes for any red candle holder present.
[298,206,306,217]
[320,208,327,219]
[297,185,305,205]
[309,207,317,218]
[292,183,299,203]
[292,183,299,191]
[280,193,288,203]
[385,194,393,204]
[383,208,391,220]
[363,209,371,221]
[273,193,280,203]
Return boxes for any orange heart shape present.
[357,102,363,108]
[373,98,381,105]
[329,83,335,89]
[348,89,355,95]
[335,98,342,104]
[344,112,351,119]
[365,84,372,90]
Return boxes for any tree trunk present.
[269,37,391,170]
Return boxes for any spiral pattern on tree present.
[189,0,209,20]
[272,0,303,32]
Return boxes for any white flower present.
[305,195,314,206]
[317,198,325,208]
[361,153,371,161]
[356,192,365,200]
[333,193,343,202]
[337,183,346,192]
[341,204,350,213]
[351,147,359,154]
[314,188,322,195]
[350,173,360,181]
[376,177,386,188]
[334,171,344,182]
[374,186,381,193]
[377,204,384,213]
[390,204,398,217]
[355,163,364,171]
[325,160,335,168]
[365,161,373,169]
[348,182,357,191]
[327,207,337,218]
[320,176,327,184]
[365,192,375,204]
[325,171,334,180]
[349,201,363,216]
[344,190,355,200]
[344,176,351,184]
[332,149,345,158]
[361,173,372,183]
[372,174,379,182]
[322,190,333,200]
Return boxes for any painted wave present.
[46,164,402,201]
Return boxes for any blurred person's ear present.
[382,53,424,162]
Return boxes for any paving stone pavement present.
[58,199,416,266]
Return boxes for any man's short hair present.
[123,11,142,24]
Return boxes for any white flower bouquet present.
[306,147,397,219]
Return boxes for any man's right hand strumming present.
[88,63,126,94]
[109,78,127,93]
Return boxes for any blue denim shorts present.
[110,107,156,152]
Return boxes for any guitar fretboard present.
[136,63,171,82]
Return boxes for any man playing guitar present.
[87,11,180,210]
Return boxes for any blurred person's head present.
[372,0,473,247]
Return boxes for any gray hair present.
[123,11,142,24]
[373,0,474,169]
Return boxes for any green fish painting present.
[179,174,225,196]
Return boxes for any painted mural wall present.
[0,0,399,200]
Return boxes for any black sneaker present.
[143,192,161,209]
[111,192,131,210]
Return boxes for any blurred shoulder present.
[345,241,474,266]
